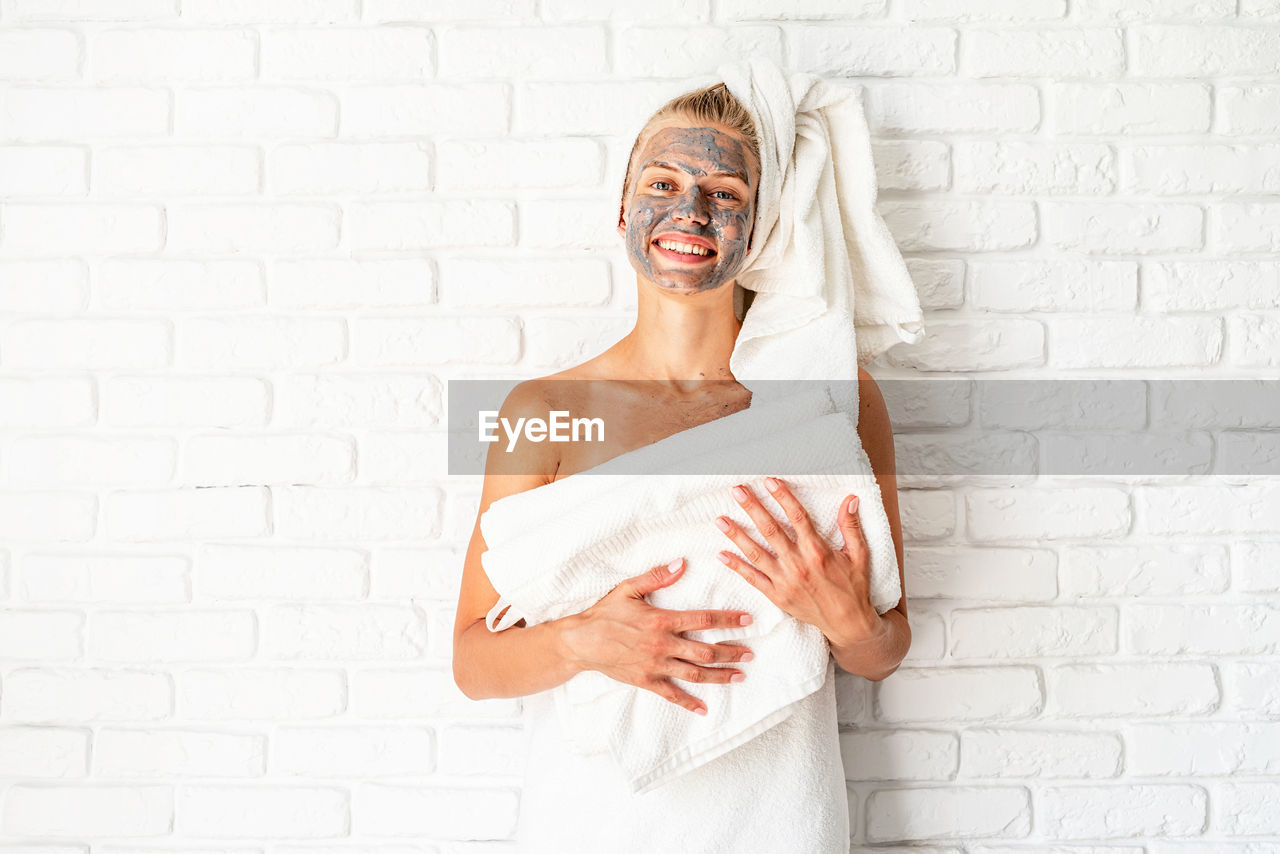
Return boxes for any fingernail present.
[848,496,859,514]
[765,477,779,491]
[730,673,745,683]
[668,558,683,573]
[718,552,731,565]
[739,614,753,626]
[732,486,748,502]
[740,650,754,660]
[714,517,730,532]
[695,706,707,716]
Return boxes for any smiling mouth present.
[652,239,717,263]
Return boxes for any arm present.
[827,367,912,682]
[451,381,587,700]
[453,517,591,700]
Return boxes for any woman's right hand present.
[559,558,755,716]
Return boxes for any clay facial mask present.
[623,124,756,294]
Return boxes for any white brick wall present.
[0,2,1277,851]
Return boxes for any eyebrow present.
[642,160,749,185]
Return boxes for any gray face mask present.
[622,125,756,295]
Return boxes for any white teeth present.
[656,239,710,256]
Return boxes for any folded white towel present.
[481,384,902,794]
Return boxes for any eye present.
[648,180,738,200]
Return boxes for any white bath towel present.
[481,383,902,794]
[718,57,926,410]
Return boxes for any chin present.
[657,279,730,295]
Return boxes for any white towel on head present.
[717,56,926,411]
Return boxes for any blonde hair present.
[617,82,761,219]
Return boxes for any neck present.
[613,281,743,390]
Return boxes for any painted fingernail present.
[695,706,707,716]
[730,673,745,683]
[718,552,732,565]
[668,558,683,573]
[739,649,754,659]
[714,517,730,532]
[848,496,860,514]
[732,486,748,502]
[765,477,779,491]
[739,615,753,626]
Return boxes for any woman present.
[452,80,911,852]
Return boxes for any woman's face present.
[618,119,758,296]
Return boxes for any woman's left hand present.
[713,477,883,647]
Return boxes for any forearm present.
[828,608,911,682]
[453,613,586,701]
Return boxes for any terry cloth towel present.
[481,383,902,795]
[719,57,925,411]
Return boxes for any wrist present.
[552,612,590,679]
[827,605,887,651]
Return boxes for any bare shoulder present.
[856,367,896,476]
[856,367,886,415]
[483,377,562,482]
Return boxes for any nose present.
[672,187,711,225]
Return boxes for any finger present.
[624,557,686,598]
[664,656,744,685]
[839,494,868,552]
[713,515,775,580]
[717,548,774,591]
[714,640,755,661]
[730,482,796,555]
[642,678,707,716]
[665,608,754,633]
[676,639,754,664]
[762,476,822,547]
